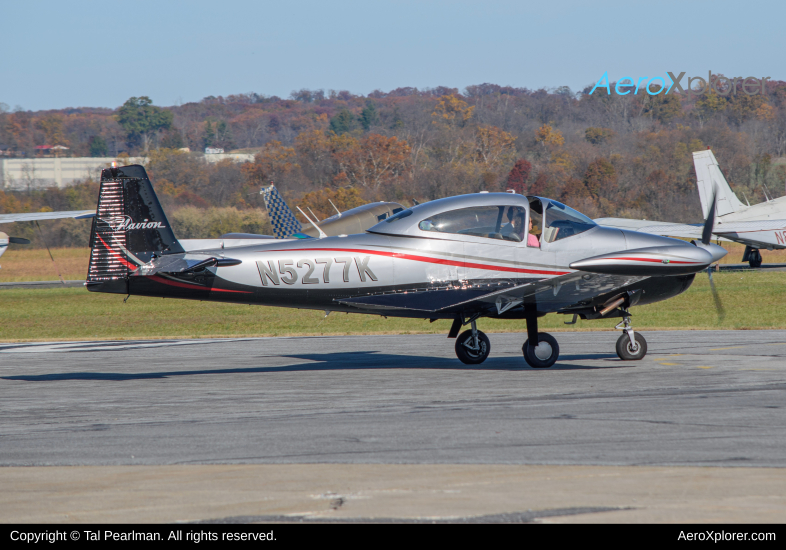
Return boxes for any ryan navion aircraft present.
[86,165,726,368]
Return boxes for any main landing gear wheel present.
[749,249,762,268]
[522,332,559,368]
[455,329,490,364]
[616,332,647,360]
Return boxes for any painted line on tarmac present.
[195,506,628,524]
[0,338,257,353]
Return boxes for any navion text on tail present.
[86,164,726,367]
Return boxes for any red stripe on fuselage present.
[149,275,252,293]
[602,256,698,264]
[259,247,569,276]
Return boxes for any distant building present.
[205,147,225,154]
[1,152,255,189]
[202,153,255,164]
[34,144,70,157]
[0,157,145,190]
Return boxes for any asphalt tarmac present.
[2,330,786,466]
[2,331,786,522]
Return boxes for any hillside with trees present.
[2,77,786,246]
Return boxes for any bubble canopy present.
[534,199,597,243]
[367,193,596,243]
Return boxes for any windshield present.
[542,201,596,243]
[384,209,413,223]
[418,205,528,242]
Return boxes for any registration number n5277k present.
[256,256,377,285]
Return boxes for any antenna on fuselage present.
[762,183,773,202]
[328,199,342,218]
[297,206,327,238]
[307,206,319,222]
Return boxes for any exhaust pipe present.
[599,296,626,317]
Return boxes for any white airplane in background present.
[596,149,786,267]
[0,210,95,267]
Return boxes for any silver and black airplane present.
[86,164,727,368]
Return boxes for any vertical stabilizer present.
[692,150,746,218]
[0,231,8,264]
[261,184,302,239]
[87,164,183,292]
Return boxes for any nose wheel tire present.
[616,332,647,360]
[522,332,559,368]
[455,330,491,364]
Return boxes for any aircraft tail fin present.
[692,150,746,218]
[87,164,183,291]
[261,184,302,239]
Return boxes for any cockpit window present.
[542,201,596,243]
[418,205,528,242]
[384,209,413,223]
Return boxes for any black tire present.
[522,332,560,368]
[749,249,762,268]
[615,332,647,360]
[455,330,491,364]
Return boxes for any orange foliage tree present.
[333,134,412,191]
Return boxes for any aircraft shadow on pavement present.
[1,351,625,382]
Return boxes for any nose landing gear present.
[615,311,647,360]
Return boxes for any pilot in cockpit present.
[501,208,526,242]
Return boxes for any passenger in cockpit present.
[528,216,540,248]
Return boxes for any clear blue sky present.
[1,0,782,111]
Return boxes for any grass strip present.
[1,270,783,341]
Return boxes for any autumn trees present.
[117,97,173,153]
[243,130,411,200]
[4,79,786,231]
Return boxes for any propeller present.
[701,186,717,246]
[9,237,31,245]
[707,267,725,321]
[700,186,725,320]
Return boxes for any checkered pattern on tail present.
[262,184,302,239]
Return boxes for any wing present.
[0,210,95,224]
[336,271,648,315]
[594,217,735,241]
[712,219,786,233]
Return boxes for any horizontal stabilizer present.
[135,254,241,276]
[0,210,95,224]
